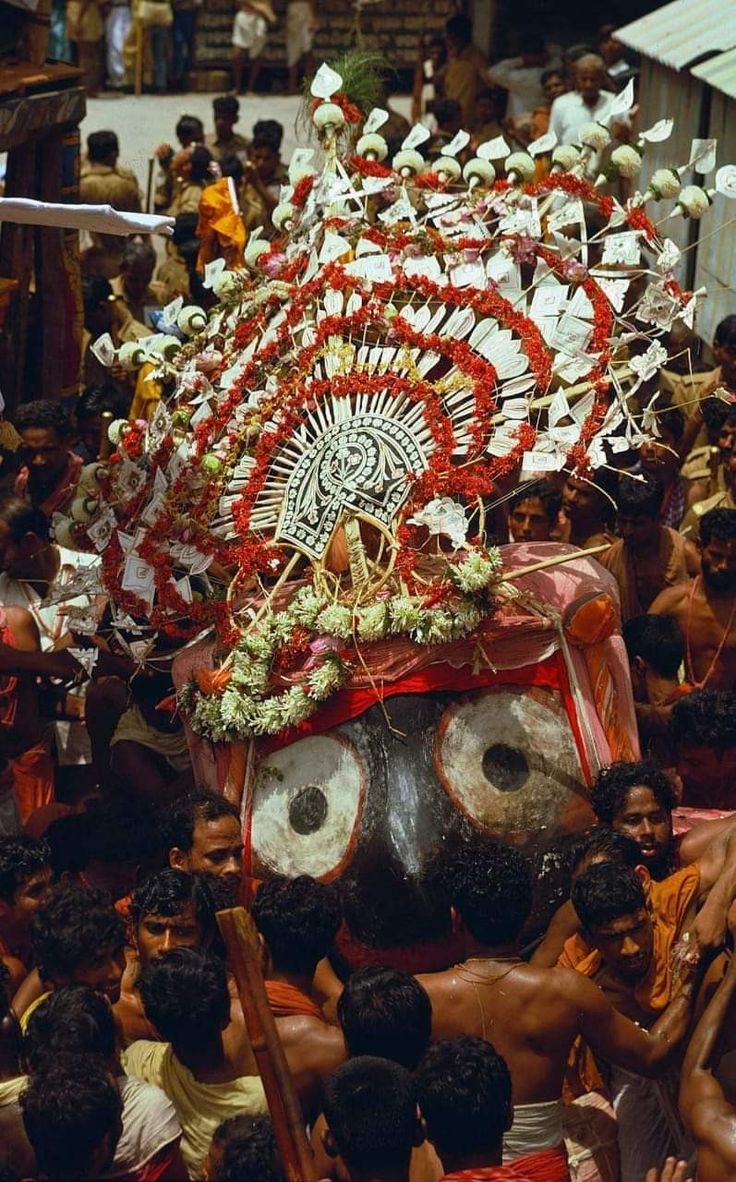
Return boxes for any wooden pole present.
[497,542,610,584]
[134,19,144,97]
[216,907,318,1182]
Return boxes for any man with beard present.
[650,508,736,693]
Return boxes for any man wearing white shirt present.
[0,498,100,769]
[486,34,555,119]
[549,53,613,147]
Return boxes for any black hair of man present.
[322,1057,418,1177]
[208,1114,285,1182]
[160,789,240,855]
[252,119,283,150]
[20,1054,122,1181]
[622,613,684,680]
[437,837,533,945]
[541,66,564,85]
[570,827,643,874]
[14,401,70,440]
[219,155,244,184]
[701,397,732,433]
[0,496,50,546]
[0,836,49,906]
[445,14,472,45]
[251,874,340,976]
[213,94,239,118]
[24,984,115,1073]
[30,884,124,984]
[81,273,113,317]
[571,862,647,933]
[337,966,431,1070]
[176,114,204,144]
[87,130,119,165]
[507,478,562,522]
[590,761,677,826]
[137,946,230,1055]
[714,314,736,349]
[658,406,685,443]
[43,814,92,880]
[700,507,736,547]
[80,796,162,869]
[415,1036,512,1165]
[668,689,736,753]
[76,383,128,424]
[189,145,214,184]
[121,239,156,273]
[616,474,665,519]
[129,867,221,949]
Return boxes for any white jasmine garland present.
[647,169,681,200]
[280,685,314,727]
[388,596,422,633]
[356,603,389,642]
[316,603,353,639]
[551,145,581,172]
[610,145,642,179]
[677,185,712,219]
[579,123,611,151]
[308,654,346,700]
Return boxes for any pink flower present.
[262,252,288,279]
[304,635,344,669]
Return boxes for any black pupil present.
[482,744,529,792]
[289,785,328,835]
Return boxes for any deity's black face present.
[247,685,592,958]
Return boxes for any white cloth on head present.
[111,1075,181,1178]
[502,1099,565,1161]
[105,5,132,86]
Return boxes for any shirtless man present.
[251,875,345,1118]
[417,839,701,1169]
[0,837,51,991]
[560,474,615,549]
[115,867,223,1045]
[679,909,736,1180]
[649,507,736,693]
[667,689,736,810]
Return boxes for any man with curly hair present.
[16,883,125,1028]
[13,401,82,519]
[667,689,736,811]
[417,838,701,1174]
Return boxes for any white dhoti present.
[503,1099,566,1161]
[285,0,312,67]
[232,10,267,55]
[106,4,131,86]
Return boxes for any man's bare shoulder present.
[649,579,692,615]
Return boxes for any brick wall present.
[195,0,456,74]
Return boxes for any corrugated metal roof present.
[616,0,736,71]
[691,44,736,99]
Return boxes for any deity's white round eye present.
[251,733,366,880]
[434,689,588,837]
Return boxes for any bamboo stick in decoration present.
[216,907,318,1182]
[497,542,610,583]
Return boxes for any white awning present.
[617,0,736,71]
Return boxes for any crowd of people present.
[3,8,736,1182]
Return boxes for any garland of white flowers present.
[179,547,503,741]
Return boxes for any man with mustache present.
[649,507,736,694]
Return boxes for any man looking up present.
[123,946,267,1178]
[321,1056,423,1182]
[251,874,345,1114]
[163,790,244,901]
[569,863,699,1175]
[649,507,736,693]
[13,402,82,518]
[0,837,51,986]
[599,477,698,620]
[416,1036,568,1181]
[418,839,702,1171]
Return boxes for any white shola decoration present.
[674,185,713,219]
[579,122,611,152]
[715,166,736,199]
[310,62,342,99]
[647,169,681,201]
[638,118,674,145]
[610,145,642,179]
[407,498,469,550]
